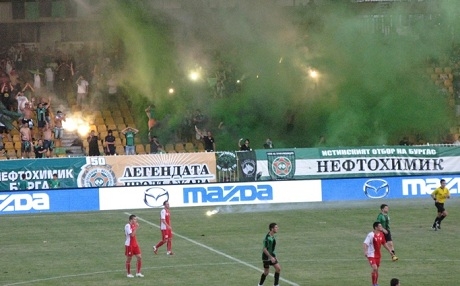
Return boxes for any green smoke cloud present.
[97,0,457,150]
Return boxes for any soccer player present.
[153,201,173,255]
[17,174,29,190]
[48,173,60,189]
[124,214,144,278]
[258,222,281,286]
[376,204,398,261]
[431,179,450,230]
[390,278,400,286]
[363,222,395,286]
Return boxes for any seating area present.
[64,92,206,156]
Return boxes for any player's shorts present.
[435,202,445,213]
[125,245,141,256]
[384,229,392,242]
[263,257,279,268]
[367,257,381,267]
[161,229,172,240]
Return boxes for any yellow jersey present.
[431,187,450,203]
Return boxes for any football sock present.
[439,215,446,222]
[259,273,267,285]
[391,250,395,255]
[274,272,280,285]
[372,272,378,284]
[136,259,142,273]
[126,261,131,274]
[155,241,165,249]
[167,240,172,252]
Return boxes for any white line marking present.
[130,212,300,286]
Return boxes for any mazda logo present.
[144,187,169,207]
[363,179,389,199]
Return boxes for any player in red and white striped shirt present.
[153,201,174,255]
[363,222,394,286]
[125,214,143,278]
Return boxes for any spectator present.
[121,126,139,155]
[104,129,116,155]
[76,75,89,109]
[53,110,66,146]
[19,121,32,158]
[263,138,274,149]
[45,64,55,93]
[239,138,251,151]
[149,134,163,154]
[17,174,29,190]
[16,91,29,117]
[144,105,156,130]
[195,126,216,152]
[48,173,60,189]
[87,130,100,156]
[33,139,47,158]
[42,122,53,158]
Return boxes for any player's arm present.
[431,190,437,201]
[363,243,369,257]
[382,242,394,257]
[376,214,388,234]
[263,247,276,262]
[161,218,171,230]
[130,222,139,237]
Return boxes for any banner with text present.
[0,153,217,191]
[256,146,460,180]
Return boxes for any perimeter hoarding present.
[0,188,99,215]
[99,180,322,210]
[321,175,460,201]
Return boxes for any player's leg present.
[166,231,173,255]
[371,264,379,285]
[166,238,173,255]
[258,262,270,286]
[135,253,143,277]
[273,261,281,286]
[153,230,167,253]
[125,246,133,277]
[438,209,448,229]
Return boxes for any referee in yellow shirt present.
[431,179,450,231]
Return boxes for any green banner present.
[256,146,460,180]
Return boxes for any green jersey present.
[377,213,390,230]
[49,179,60,189]
[125,131,135,146]
[262,232,277,260]
[17,179,28,190]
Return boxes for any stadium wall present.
[1,145,459,215]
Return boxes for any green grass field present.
[1,198,459,286]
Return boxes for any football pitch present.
[1,198,459,286]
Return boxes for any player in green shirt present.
[17,174,29,190]
[377,204,398,261]
[49,173,60,189]
[258,222,281,286]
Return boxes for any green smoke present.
[97,1,457,150]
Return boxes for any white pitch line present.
[2,262,242,286]
[130,212,300,286]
